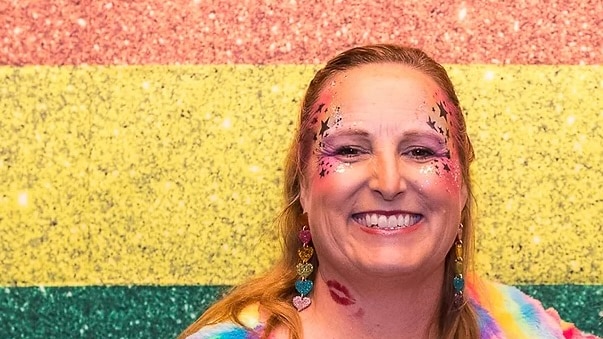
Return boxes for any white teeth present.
[387,215,397,228]
[370,214,378,226]
[356,213,421,229]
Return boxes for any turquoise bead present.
[453,276,464,291]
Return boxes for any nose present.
[368,153,407,200]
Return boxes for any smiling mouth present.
[353,213,422,230]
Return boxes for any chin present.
[356,255,425,276]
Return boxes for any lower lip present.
[357,218,422,235]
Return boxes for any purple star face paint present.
[299,63,468,281]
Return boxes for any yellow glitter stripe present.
[0,65,601,286]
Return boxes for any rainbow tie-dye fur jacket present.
[186,279,600,339]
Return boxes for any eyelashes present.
[318,144,367,161]
[319,144,440,162]
[407,147,436,160]
[334,146,366,158]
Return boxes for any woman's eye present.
[408,147,435,159]
[335,146,363,157]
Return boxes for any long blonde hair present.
[179,44,479,339]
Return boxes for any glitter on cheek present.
[334,162,351,173]
[419,164,436,175]
[418,158,462,193]
[450,165,463,189]
[418,177,431,193]
[440,158,463,190]
[417,162,439,192]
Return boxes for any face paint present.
[318,159,336,178]
[332,106,343,129]
[334,162,351,174]
[327,280,356,306]
[417,90,462,191]
[429,93,456,143]
[312,88,347,179]
[419,162,437,175]
[437,101,449,121]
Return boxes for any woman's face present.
[300,63,467,280]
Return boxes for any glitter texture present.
[0,0,601,337]
[1,1,600,65]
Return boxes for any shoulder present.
[185,304,265,339]
[466,278,600,339]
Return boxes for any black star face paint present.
[308,85,351,180]
[437,101,448,121]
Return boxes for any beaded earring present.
[292,216,314,312]
[453,223,465,308]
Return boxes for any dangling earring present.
[292,214,314,312]
[453,223,465,308]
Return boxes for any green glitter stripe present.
[515,285,602,335]
[0,285,600,338]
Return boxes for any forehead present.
[325,63,442,103]
[312,64,448,124]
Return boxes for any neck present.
[300,267,444,339]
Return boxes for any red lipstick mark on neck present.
[327,280,356,306]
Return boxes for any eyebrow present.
[400,129,445,142]
[323,127,444,142]
[322,129,370,139]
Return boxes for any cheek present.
[308,157,358,197]
[417,159,463,196]
[316,156,355,178]
[317,157,337,178]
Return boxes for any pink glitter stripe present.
[1,0,600,65]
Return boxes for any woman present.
[179,44,598,339]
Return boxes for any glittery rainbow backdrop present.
[0,1,601,337]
